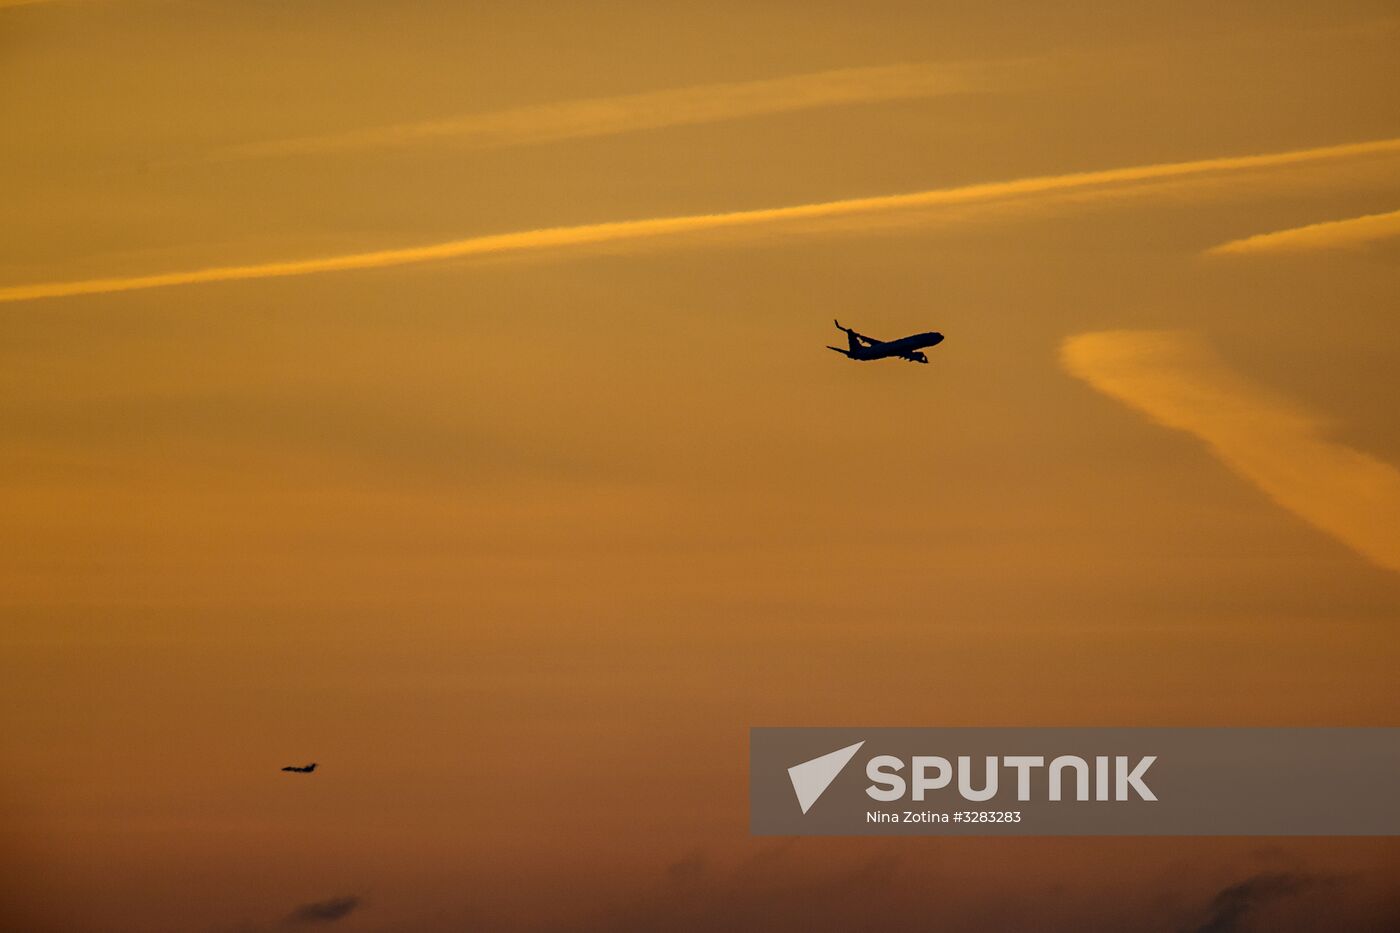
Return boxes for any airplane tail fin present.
[832,320,863,353]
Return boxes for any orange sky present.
[3,2,1399,931]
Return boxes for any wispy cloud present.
[285,895,361,924]
[4,137,1399,305]
[1062,330,1400,575]
[1180,872,1319,933]
[224,63,994,160]
[1208,208,1400,255]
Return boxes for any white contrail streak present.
[1208,208,1400,255]
[224,63,993,160]
[4,137,1399,304]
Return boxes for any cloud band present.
[4,137,1399,305]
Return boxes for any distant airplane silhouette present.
[828,319,944,364]
[281,763,317,773]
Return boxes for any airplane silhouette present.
[827,319,944,364]
[281,763,317,773]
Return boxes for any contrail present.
[224,62,994,160]
[1208,207,1400,255]
[4,137,1399,305]
[1062,330,1400,575]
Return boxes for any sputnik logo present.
[787,741,865,814]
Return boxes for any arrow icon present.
[787,741,865,814]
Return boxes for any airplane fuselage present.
[845,331,944,362]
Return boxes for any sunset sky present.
[3,2,1399,930]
